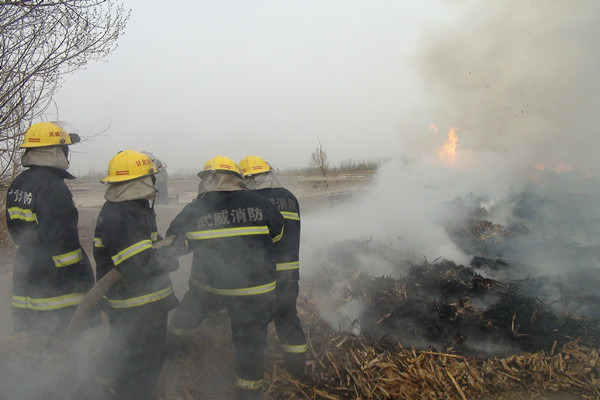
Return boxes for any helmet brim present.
[197,169,241,179]
[101,172,155,184]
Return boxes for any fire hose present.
[57,235,178,351]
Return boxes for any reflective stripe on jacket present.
[52,248,83,267]
[5,166,95,314]
[7,207,37,222]
[253,187,301,283]
[93,200,177,310]
[102,286,174,308]
[166,190,284,292]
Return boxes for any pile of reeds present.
[263,300,600,399]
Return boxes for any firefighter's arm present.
[104,213,166,278]
[153,233,187,273]
[265,202,285,243]
[165,205,196,252]
[36,181,85,268]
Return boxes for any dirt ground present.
[0,171,588,399]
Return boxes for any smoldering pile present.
[158,232,600,399]
[0,334,84,399]
[306,237,600,359]
[259,193,600,399]
[157,173,600,399]
[5,179,600,399]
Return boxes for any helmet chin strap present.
[149,175,158,209]
[61,145,71,167]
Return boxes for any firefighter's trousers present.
[99,307,168,400]
[273,280,307,378]
[168,286,274,400]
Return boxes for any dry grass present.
[262,301,600,399]
[0,283,598,400]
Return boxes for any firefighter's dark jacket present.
[255,187,300,283]
[166,190,285,295]
[93,200,178,311]
[6,166,95,311]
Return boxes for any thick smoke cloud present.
[302,0,600,335]
[302,0,600,275]
[413,0,600,176]
[411,0,600,274]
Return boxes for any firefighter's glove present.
[171,233,188,255]
[155,247,180,273]
[154,234,187,273]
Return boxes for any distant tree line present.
[336,157,393,172]
[284,156,394,176]
[306,136,396,177]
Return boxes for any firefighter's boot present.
[283,352,306,379]
[165,325,194,360]
[234,387,262,400]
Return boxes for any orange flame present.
[437,127,458,165]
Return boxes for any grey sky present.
[52,1,600,178]
[53,0,458,175]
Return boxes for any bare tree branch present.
[0,0,130,182]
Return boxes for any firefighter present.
[93,150,180,399]
[165,155,284,400]
[5,121,96,339]
[239,156,307,378]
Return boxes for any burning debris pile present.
[256,197,600,399]
[305,238,600,358]
[3,179,600,399]
[156,230,600,399]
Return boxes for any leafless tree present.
[309,136,329,179]
[0,0,129,181]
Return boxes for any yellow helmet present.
[20,121,81,148]
[198,155,241,177]
[238,156,271,176]
[102,150,158,183]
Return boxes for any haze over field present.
[293,1,600,330]
[2,2,600,396]
[53,0,600,293]
[52,1,599,180]
[54,0,455,174]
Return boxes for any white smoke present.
[302,0,600,274]
[301,0,600,333]
[413,0,600,177]
[301,148,532,272]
